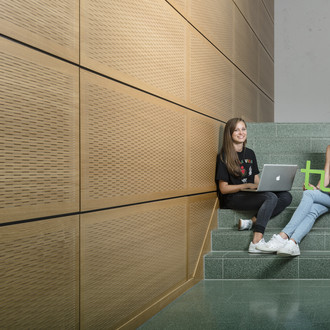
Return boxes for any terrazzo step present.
[204,251,330,279]
[246,123,330,157]
[205,123,330,281]
[211,228,330,252]
[218,207,330,230]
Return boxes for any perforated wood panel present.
[234,0,261,38]
[190,32,234,120]
[188,194,216,277]
[0,38,79,223]
[0,0,79,62]
[0,216,79,328]
[188,112,219,191]
[234,0,273,60]
[233,68,259,122]
[259,45,274,99]
[234,6,259,85]
[262,0,274,21]
[259,1,274,59]
[81,0,186,102]
[80,199,187,329]
[81,70,187,211]
[258,91,274,122]
[167,0,186,13]
[189,0,234,59]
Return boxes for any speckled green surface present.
[139,280,330,329]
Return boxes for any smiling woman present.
[215,118,293,253]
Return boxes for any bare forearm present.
[324,145,330,187]
[316,145,330,189]
[219,182,257,194]
[317,145,330,188]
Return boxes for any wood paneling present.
[0,216,79,328]
[80,199,187,329]
[80,0,187,104]
[0,0,79,63]
[0,38,79,223]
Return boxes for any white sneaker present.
[238,219,253,231]
[277,240,300,256]
[256,234,288,253]
[248,238,274,254]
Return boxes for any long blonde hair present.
[220,118,247,177]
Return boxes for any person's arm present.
[219,174,259,194]
[315,145,330,189]
[254,174,260,186]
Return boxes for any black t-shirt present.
[216,147,259,185]
[215,148,259,206]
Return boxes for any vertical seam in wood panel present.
[186,112,191,191]
[185,8,191,280]
[186,110,190,280]
[78,0,82,322]
[78,61,81,330]
[186,197,190,281]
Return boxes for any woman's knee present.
[301,189,320,204]
[263,192,278,206]
[302,189,316,198]
[279,191,293,206]
[310,203,329,218]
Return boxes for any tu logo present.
[301,161,330,192]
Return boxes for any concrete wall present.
[275,0,330,122]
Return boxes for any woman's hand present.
[303,183,318,191]
[219,181,257,194]
[219,179,258,194]
[243,183,258,190]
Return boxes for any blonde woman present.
[258,145,330,256]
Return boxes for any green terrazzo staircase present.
[204,123,330,279]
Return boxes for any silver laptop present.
[242,164,298,192]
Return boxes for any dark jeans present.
[224,191,292,234]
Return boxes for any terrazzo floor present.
[139,279,330,330]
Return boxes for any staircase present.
[204,122,330,279]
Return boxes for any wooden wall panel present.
[189,32,234,120]
[189,0,234,59]
[234,0,273,59]
[188,112,220,191]
[188,193,217,277]
[80,70,187,211]
[262,0,274,21]
[167,0,186,13]
[80,0,187,104]
[259,0,274,59]
[233,68,259,122]
[234,5,259,86]
[80,199,187,329]
[0,216,79,328]
[0,38,79,223]
[258,91,274,122]
[0,0,79,63]
[234,0,261,41]
[259,45,274,99]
